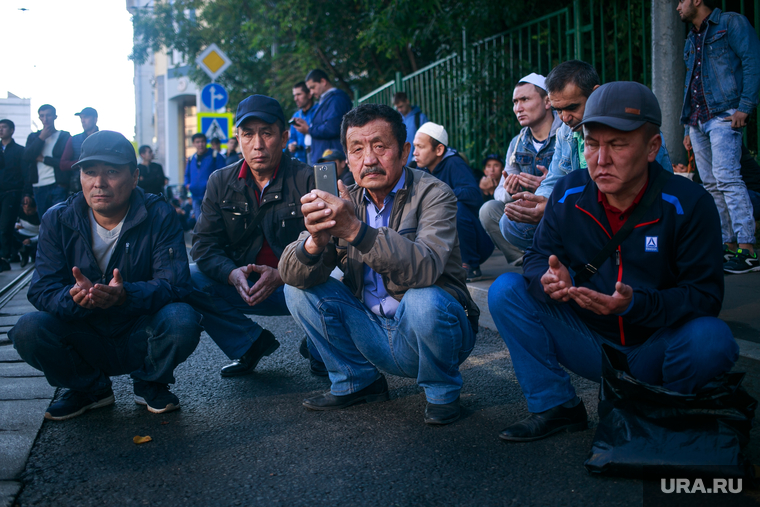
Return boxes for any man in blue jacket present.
[677,0,760,273]
[184,132,226,221]
[9,131,202,421]
[287,81,316,164]
[488,82,738,442]
[293,69,353,162]
[393,92,429,165]
[413,122,494,281]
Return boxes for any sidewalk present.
[0,263,52,507]
[3,252,760,506]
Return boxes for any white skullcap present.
[417,122,449,146]
[517,73,547,92]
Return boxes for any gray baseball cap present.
[73,130,137,169]
[574,81,661,132]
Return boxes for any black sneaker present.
[134,381,180,414]
[0,259,10,272]
[463,264,483,282]
[45,388,115,421]
[299,337,329,377]
[723,244,737,263]
[723,248,760,274]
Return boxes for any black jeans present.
[0,190,21,259]
[9,303,202,393]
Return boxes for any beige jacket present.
[279,167,479,331]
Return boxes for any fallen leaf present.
[161,421,169,425]
[133,435,152,444]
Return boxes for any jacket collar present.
[228,154,291,206]
[573,161,666,234]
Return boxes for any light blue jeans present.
[690,110,755,244]
[498,214,537,252]
[284,278,476,404]
[488,273,739,413]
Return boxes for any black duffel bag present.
[585,344,757,479]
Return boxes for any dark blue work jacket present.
[28,187,192,336]
[523,161,724,346]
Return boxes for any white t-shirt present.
[531,136,547,154]
[34,131,61,187]
[89,208,127,274]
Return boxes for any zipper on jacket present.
[124,242,130,281]
[617,246,625,346]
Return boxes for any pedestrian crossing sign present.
[197,113,234,147]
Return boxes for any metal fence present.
[358,0,760,165]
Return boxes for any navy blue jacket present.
[523,162,724,346]
[309,88,353,161]
[0,140,26,193]
[430,148,484,216]
[28,187,192,336]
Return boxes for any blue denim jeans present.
[690,111,755,244]
[488,273,739,413]
[284,278,476,404]
[188,265,296,360]
[192,199,203,224]
[498,214,537,252]
[33,183,68,218]
[9,303,202,393]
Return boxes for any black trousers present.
[0,191,21,260]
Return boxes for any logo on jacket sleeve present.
[645,236,658,252]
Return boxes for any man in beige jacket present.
[279,104,478,425]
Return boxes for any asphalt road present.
[14,314,760,506]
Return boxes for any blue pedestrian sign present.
[201,83,229,110]
[197,113,234,144]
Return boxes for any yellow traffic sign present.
[196,43,232,81]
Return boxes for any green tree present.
[130,0,568,116]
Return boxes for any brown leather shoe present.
[303,375,389,410]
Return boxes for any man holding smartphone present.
[280,104,479,425]
[188,95,318,377]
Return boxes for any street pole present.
[651,0,687,165]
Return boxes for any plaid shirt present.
[687,18,714,126]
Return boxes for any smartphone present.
[288,118,296,125]
[314,162,339,196]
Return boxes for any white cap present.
[417,122,449,146]
[517,72,547,92]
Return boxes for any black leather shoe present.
[298,337,328,377]
[220,330,280,377]
[424,396,460,425]
[499,400,588,442]
[303,375,389,410]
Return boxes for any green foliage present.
[130,0,568,117]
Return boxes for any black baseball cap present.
[482,153,503,166]
[574,81,661,132]
[235,95,286,128]
[75,107,98,117]
[318,147,346,163]
[73,130,137,169]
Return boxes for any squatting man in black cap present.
[9,130,202,420]
[187,95,322,377]
[488,82,738,441]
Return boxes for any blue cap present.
[73,130,136,169]
[235,95,286,128]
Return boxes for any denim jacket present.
[494,115,562,203]
[680,8,760,124]
[536,123,674,199]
